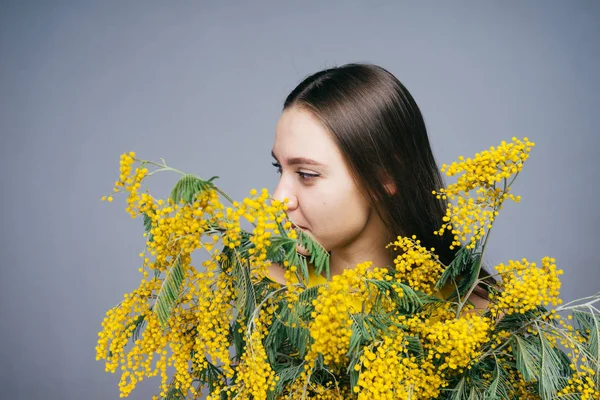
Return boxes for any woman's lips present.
[288,220,308,231]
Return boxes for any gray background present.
[1,1,599,399]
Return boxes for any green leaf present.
[368,280,423,313]
[142,212,154,242]
[231,319,245,361]
[447,376,468,400]
[265,236,289,264]
[233,260,256,321]
[161,386,185,400]
[573,310,600,376]
[274,363,304,395]
[485,360,510,400]
[404,335,424,358]
[538,329,564,400]
[513,335,540,382]
[495,307,542,332]
[296,229,330,279]
[298,285,322,305]
[197,360,226,394]
[130,313,147,343]
[169,174,214,205]
[436,246,468,291]
[348,321,365,355]
[467,386,483,400]
[154,254,185,328]
[347,351,362,391]
[456,253,482,298]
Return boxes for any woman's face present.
[271,106,373,252]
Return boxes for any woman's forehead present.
[273,108,342,166]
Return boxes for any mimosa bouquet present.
[97,138,600,400]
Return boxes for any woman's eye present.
[297,171,319,181]
[271,162,282,175]
[272,162,319,181]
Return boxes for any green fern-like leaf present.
[130,313,147,343]
[142,211,154,242]
[197,360,226,394]
[404,335,424,358]
[232,259,256,321]
[447,376,468,400]
[347,351,362,391]
[436,246,469,292]
[513,335,541,382]
[296,229,330,279]
[154,254,185,328]
[366,279,424,313]
[485,360,510,400]
[231,319,245,362]
[456,253,482,298]
[573,310,600,378]
[273,363,304,395]
[169,174,214,205]
[161,386,185,400]
[537,328,565,400]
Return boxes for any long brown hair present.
[282,63,457,266]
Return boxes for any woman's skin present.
[267,106,488,312]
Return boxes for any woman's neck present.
[329,207,395,276]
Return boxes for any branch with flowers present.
[97,138,600,400]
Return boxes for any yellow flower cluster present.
[490,257,563,316]
[96,274,205,398]
[308,275,357,366]
[306,262,396,367]
[422,314,491,371]
[101,152,151,218]
[441,137,534,192]
[234,325,277,400]
[557,369,600,400]
[95,277,162,375]
[223,189,288,278]
[505,369,540,399]
[387,235,444,295]
[278,380,350,399]
[433,137,534,250]
[164,308,200,397]
[354,331,445,399]
[117,313,167,398]
[190,258,235,378]
[147,190,223,268]
[282,260,303,304]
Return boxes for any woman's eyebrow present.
[271,150,324,167]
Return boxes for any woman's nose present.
[272,179,298,210]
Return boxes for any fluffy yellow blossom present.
[422,314,491,371]
[307,275,357,366]
[223,188,288,278]
[433,137,534,249]
[387,235,444,295]
[490,257,563,316]
[190,258,235,378]
[234,326,277,399]
[557,369,600,400]
[278,380,350,399]
[354,331,446,399]
[108,152,151,218]
[306,262,398,367]
[96,278,162,375]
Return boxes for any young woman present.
[267,63,489,310]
